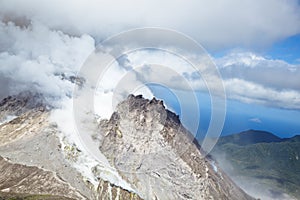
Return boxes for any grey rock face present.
[98,94,254,200]
[0,92,46,121]
[97,179,142,200]
[0,93,143,200]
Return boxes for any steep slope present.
[212,130,300,199]
[0,156,81,200]
[0,93,143,200]
[0,93,91,199]
[97,94,254,200]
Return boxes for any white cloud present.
[122,50,300,110]
[0,1,299,112]
[0,0,300,50]
[249,118,262,123]
[4,23,297,112]
[224,78,300,109]
[89,49,300,111]
[0,21,95,102]
[217,51,300,92]
[215,51,300,109]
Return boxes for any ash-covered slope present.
[0,93,89,199]
[98,94,254,200]
[0,93,142,200]
[0,156,81,200]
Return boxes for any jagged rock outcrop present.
[0,92,46,122]
[98,94,254,200]
[97,179,142,200]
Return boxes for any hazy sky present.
[0,0,299,137]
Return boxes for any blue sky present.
[216,34,300,138]
[149,31,300,140]
[151,84,300,138]
[265,34,300,64]
[211,34,300,64]
[142,30,300,139]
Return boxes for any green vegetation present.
[212,130,300,199]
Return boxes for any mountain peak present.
[97,94,254,200]
[114,94,180,126]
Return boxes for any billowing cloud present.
[216,51,300,109]
[1,0,300,50]
[0,1,299,113]
[217,52,300,91]
[0,21,95,102]
[119,50,300,110]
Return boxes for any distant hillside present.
[217,129,282,146]
[283,135,300,143]
[212,130,300,200]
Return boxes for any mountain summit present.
[97,94,254,200]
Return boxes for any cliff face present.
[98,94,254,200]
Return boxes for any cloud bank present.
[0,21,95,101]
[216,51,300,109]
[1,0,300,50]
[0,0,299,112]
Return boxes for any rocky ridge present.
[98,94,254,200]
